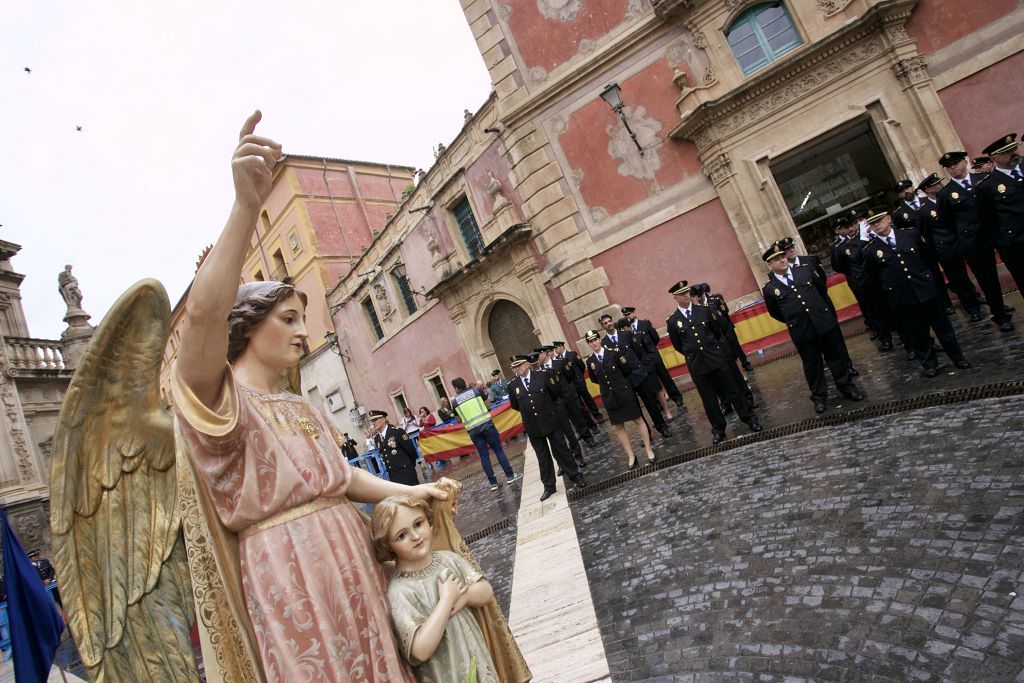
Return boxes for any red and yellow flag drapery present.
[418,401,524,463]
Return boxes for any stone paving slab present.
[573,396,1024,681]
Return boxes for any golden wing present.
[50,279,198,681]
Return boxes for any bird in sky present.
[24,67,31,74]
[75,126,82,132]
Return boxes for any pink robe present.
[174,369,415,683]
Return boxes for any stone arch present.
[485,299,541,378]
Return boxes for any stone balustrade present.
[4,337,66,371]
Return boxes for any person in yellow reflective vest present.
[450,377,522,492]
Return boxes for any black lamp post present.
[323,331,350,360]
[599,83,644,156]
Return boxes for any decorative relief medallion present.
[665,40,692,68]
[373,282,395,319]
[607,106,663,181]
[691,29,708,49]
[528,66,548,84]
[590,207,610,224]
[537,0,581,22]
[549,113,569,135]
[579,39,597,55]
[624,0,646,20]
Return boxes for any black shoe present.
[954,359,972,369]
[657,426,673,438]
[813,398,827,414]
[969,310,983,322]
[746,418,763,433]
[539,490,555,502]
[570,479,586,491]
[997,319,1015,332]
[922,368,939,378]
[647,453,657,464]
[628,459,639,471]
[842,388,866,401]
[849,367,860,377]
[879,341,894,352]
[712,429,726,445]
[583,437,597,448]
[742,362,754,372]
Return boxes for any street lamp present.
[323,331,351,360]
[599,83,644,156]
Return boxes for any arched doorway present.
[487,300,540,378]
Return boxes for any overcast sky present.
[1,1,492,341]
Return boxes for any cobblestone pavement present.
[573,396,1024,681]
[468,525,519,619]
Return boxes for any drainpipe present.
[323,158,354,265]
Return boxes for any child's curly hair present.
[370,495,434,562]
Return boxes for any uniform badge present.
[387,437,397,447]
[677,320,683,328]
[590,363,596,370]
[845,248,851,256]
[930,210,937,218]
[774,288,781,297]
[620,356,626,364]
[876,250,884,259]
[548,377,555,385]
[902,212,909,219]
[401,433,409,441]
[951,192,959,200]
[998,184,1007,193]
[515,387,520,395]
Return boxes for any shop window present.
[451,197,485,260]
[727,3,802,76]
[362,297,384,341]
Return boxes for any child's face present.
[388,505,433,563]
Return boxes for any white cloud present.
[0,0,492,339]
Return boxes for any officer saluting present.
[976,133,1024,294]
[369,410,420,485]
[862,207,971,377]
[762,241,865,414]
[507,355,586,501]
[666,280,762,444]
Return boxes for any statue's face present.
[244,293,307,370]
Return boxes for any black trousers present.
[897,297,966,370]
[634,372,667,430]
[576,379,601,417]
[940,256,982,313]
[968,248,1009,321]
[554,401,582,457]
[653,357,683,402]
[997,246,1024,296]
[922,250,953,308]
[389,466,420,486]
[849,280,890,341]
[693,366,754,432]
[723,324,750,366]
[794,327,856,400]
[530,427,583,492]
[558,394,591,448]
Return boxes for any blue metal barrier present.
[348,449,388,480]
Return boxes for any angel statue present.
[50,111,448,682]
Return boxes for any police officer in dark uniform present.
[971,155,994,175]
[507,355,586,501]
[538,344,595,453]
[893,180,953,312]
[762,242,865,414]
[937,149,1015,332]
[551,340,602,428]
[976,134,1024,295]
[623,306,685,404]
[613,317,672,438]
[666,280,762,444]
[916,172,984,322]
[862,207,971,377]
[689,283,758,415]
[369,410,420,485]
[832,214,893,350]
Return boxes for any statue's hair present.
[370,495,433,563]
[227,281,308,364]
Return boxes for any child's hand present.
[437,573,466,607]
[449,588,470,616]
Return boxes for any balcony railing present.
[4,337,66,371]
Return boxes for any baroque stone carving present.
[665,40,692,67]
[702,154,735,185]
[691,29,708,49]
[893,55,929,87]
[528,66,548,84]
[649,0,694,20]
[818,0,855,16]
[58,264,84,311]
[885,24,909,43]
[549,114,569,135]
[624,0,647,20]
[607,105,664,181]
[537,0,581,22]
[486,171,510,211]
[373,283,394,319]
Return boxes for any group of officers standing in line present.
[502,133,1023,499]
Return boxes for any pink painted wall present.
[505,0,629,72]
[906,0,1016,55]
[592,198,760,315]
[937,51,1024,157]
[558,59,702,218]
[336,299,474,414]
[294,166,355,197]
[464,141,523,226]
[356,173,408,203]
[308,202,373,257]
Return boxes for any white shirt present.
[996,166,1019,178]
[677,304,694,319]
[773,269,795,286]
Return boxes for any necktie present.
[1012,169,1022,181]
[785,273,793,287]
[963,178,972,190]
[887,235,896,248]
[524,376,530,389]
[685,309,691,320]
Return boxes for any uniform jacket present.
[976,169,1024,250]
[791,254,827,281]
[558,350,587,385]
[631,318,660,348]
[544,357,578,399]
[666,304,732,376]
[507,370,565,438]
[373,424,418,474]
[831,236,870,290]
[864,229,940,307]
[892,200,921,230]
[936,174,994,256]
[763,264,839,344]
[586,346,640,412]
[705,294,736,331]
[604,330,656,385]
